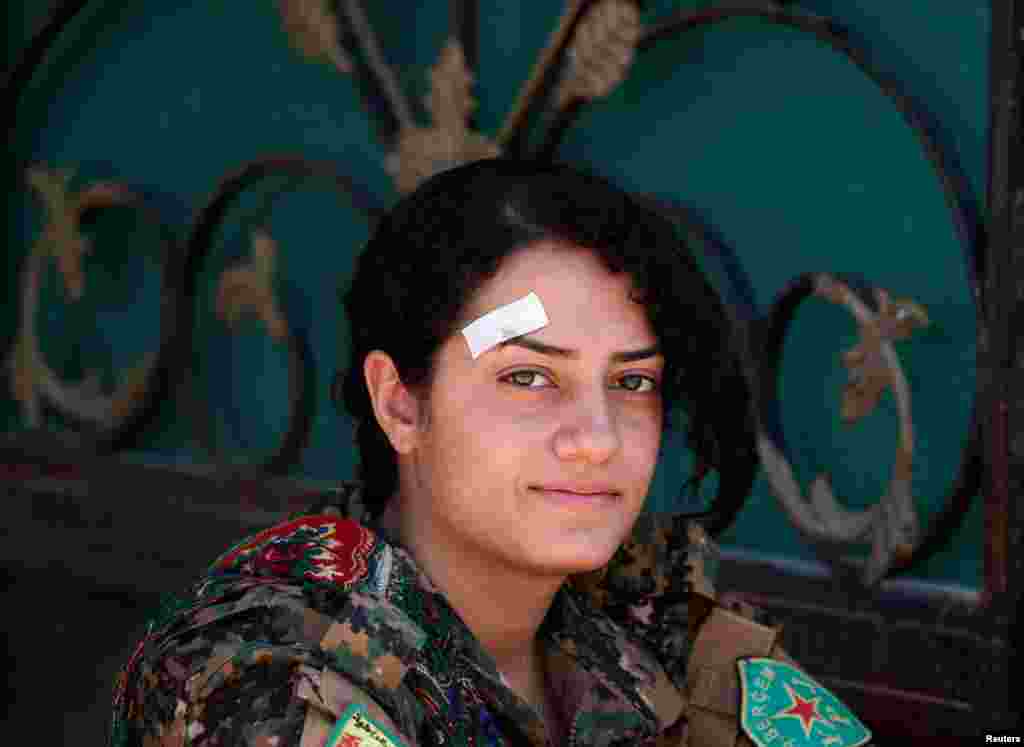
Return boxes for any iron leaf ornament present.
[276,0,643,192]
[216,229,290,344]
[9,166,163,431]
[385,38,501,195]
[757,275,930,585]
[278,0,353,74]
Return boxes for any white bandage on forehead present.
[461,291,549,360]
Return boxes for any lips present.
[531,486,621,507]
[534,488,619,508]
[532,484,620,496]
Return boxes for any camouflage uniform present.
[111,482,872,747]
[111,483,688,746]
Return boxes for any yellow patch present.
[326,704,405,747]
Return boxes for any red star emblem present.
[336,735,363,747]
[774,682,829,738]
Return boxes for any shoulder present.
[111,502,426,746]
[687,603,874,747]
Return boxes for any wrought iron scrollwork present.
[3,1,987,587]
[6,166,182,453]
[178,156,382,474]
[756,273,929,586]
[539,2,985,585]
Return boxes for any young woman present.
[111,159,871,746]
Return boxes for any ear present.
[363,350,426,454]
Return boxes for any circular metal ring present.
[542,5,984,574]
[179,155,381,474]
[9,175,183,453]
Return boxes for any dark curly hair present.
[335,158,743,518]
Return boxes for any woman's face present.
[397,240,665,577]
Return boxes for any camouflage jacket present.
[110,483,695,747]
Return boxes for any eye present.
[618,374,659,393]
[501,369,554,389]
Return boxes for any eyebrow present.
[495,335,663,363]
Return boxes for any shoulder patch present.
[737,657,871,747]
[327,703,408,747]
[211,515,378,591]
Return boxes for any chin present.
[533,543,620,576]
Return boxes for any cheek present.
[621,406,663,458]
[427,402,530,477]
[451,385,550,439]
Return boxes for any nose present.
[553,385,621,466]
